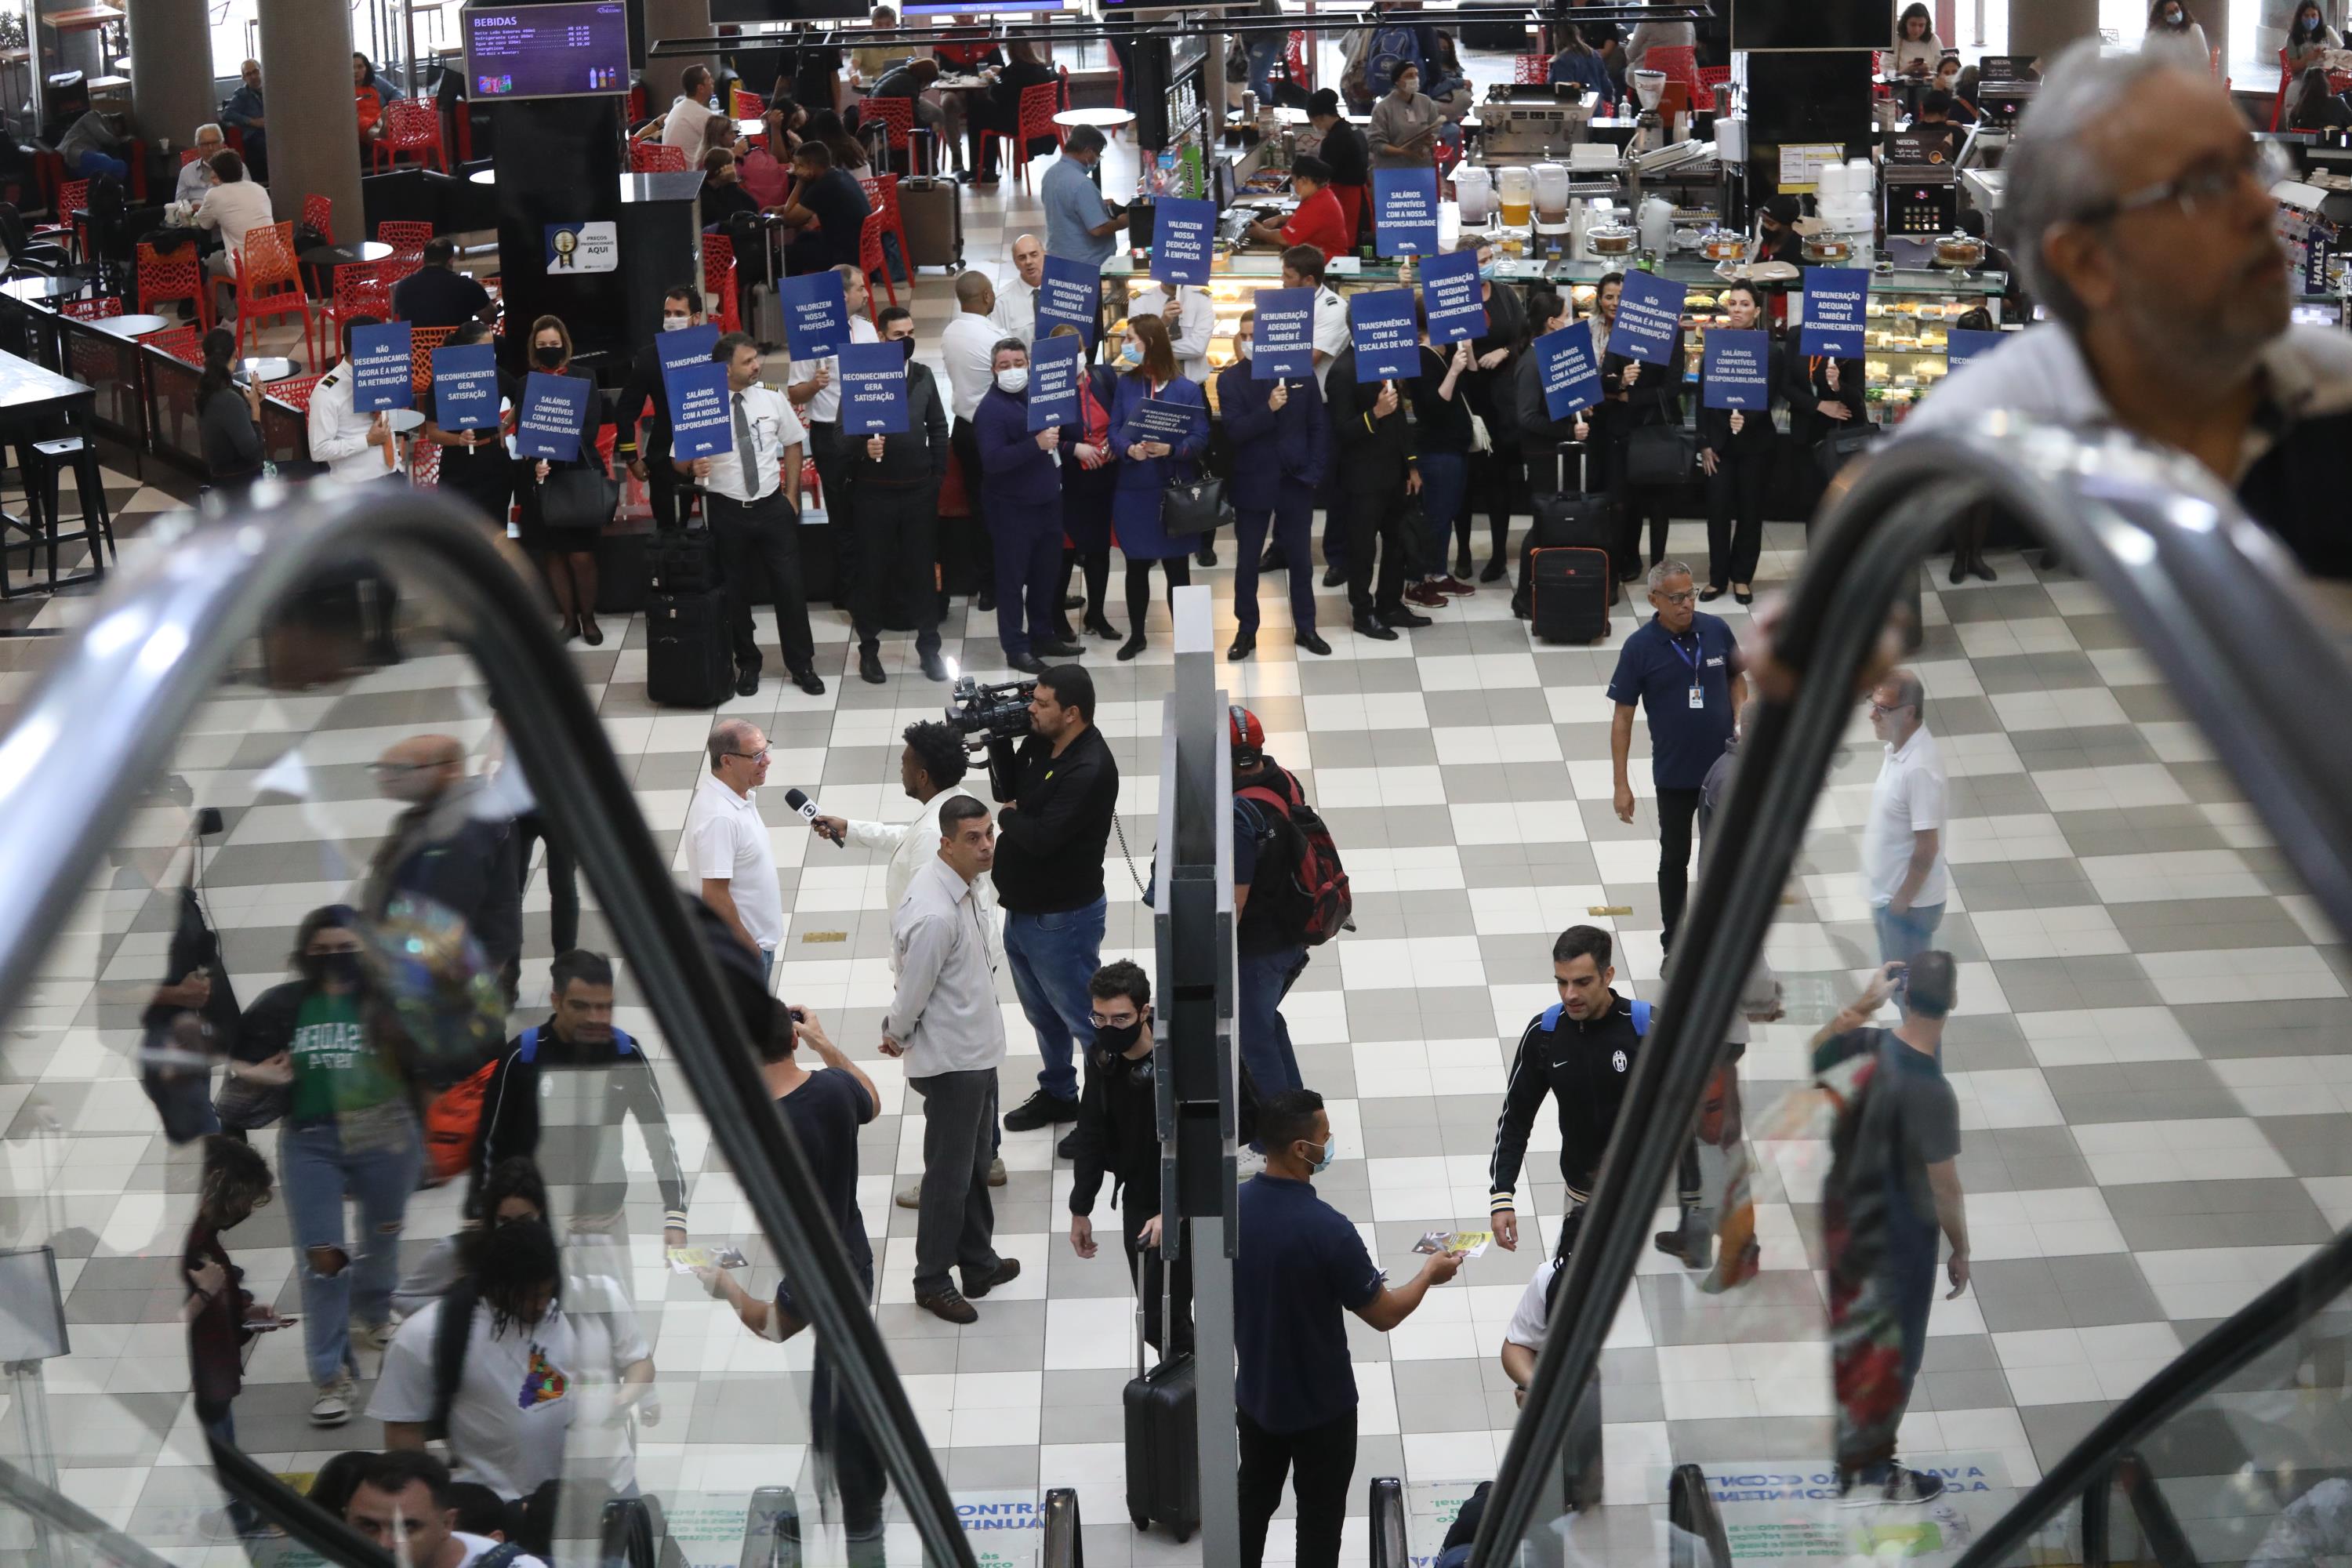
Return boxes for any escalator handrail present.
[1668,1463,1731,1568]
[1953,1234,2352,1568]
[0,492,975,1568]
[1471,421,2352,1565]
[0,1451,177,1568]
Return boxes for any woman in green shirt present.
[234,905,420,1428]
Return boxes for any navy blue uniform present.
[1608,610,1741,949]
[1218,361,1327,638]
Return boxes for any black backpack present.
[426,1276,480,1441]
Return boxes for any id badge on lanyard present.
[1673,633,1704,710]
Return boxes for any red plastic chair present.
[630,140,688,173]
[858,209,896,310]
[232,220,321,365]
[858,172,910,288]
[731,86,766,119]
[321,260,394,343]
[408,325,455,399]
[864,94,914,166]
[179,147,200,168]
[1513,53,1551,85]
[59,296,122,321]
[144,322,204,364]
[1697,64,1731,89]
[378,220,434,265]
[1640,45,1703,98]
[373,100,449,174]
[409,438,440,488]
[136,241,212,329]
[303,194,335,245]
[271,373,322,414]
[981,81,1066,187]
[34,178,86,260]
[700,232,741,332]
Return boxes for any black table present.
[0,349,103,598]
[241,356,299,383]
[299,239,397,298]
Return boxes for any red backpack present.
[1236,767,1353,948]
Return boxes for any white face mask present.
[996,367,1029,394]
[1237,339,1253,360]
[661,316,695,332]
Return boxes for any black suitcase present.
[596,529,652,614]
[1515,445,1615,616]
[1123,1261,1199,1541]
[1530,546,1613,644]
[646,586,734,708]
[648,527,719,595]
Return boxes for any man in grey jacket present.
[881,793,1018,1323]
[361,735,522,988]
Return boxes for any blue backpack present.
[1536,998,1651,1035]
[1366,23,1421,95]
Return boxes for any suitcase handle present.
[1132,1240,1174,1377]
[1552,440,1590,495]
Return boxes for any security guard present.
[307,314,406,483]
[1487,925,1651,1256]
[613,284,708,529]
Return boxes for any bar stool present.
[18,431,117,592]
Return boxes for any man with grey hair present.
[1899,40,2352,578]
[1606,561,1746,956]
[1864,670,1947,966]
[684,719,784,976]
[1042,124,1125,265]
[175,123,226,206]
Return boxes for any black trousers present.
[808,420,854,603]
[1656,785,1704,953]
[1124,554,1191,637]
[1342,481,1409,617]
[1121,1204,1194,1355]
[810,1350,887,1566]
[1602,434,1673,577]
[1705,444,1769,588]
[853,481,941,655]
[947,417,992,597]
[513,810,579,955]
[1238,1406,1357,1568]
[1461,445,1519,565]
[707,488,816,677]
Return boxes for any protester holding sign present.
[851,307,952,684]
[1782,343,1868,503]
[307,314,407,485]
[786,265,880,610]
[1107,313,1210,662]
[1515,290,1595,461]
[1055,324,1124,646]
[976,337,1083,676]
[1326,340,1423,641]
[423,320,521,529]
[517,316,614,646]
[613,285,713,530]
[1458,237,1527,583]
[1408,314,1479,606]
[1219,309,1330,661]
[1697,285,1781,606]
[1596,272,1687,582]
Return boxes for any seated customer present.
[191,151,274,318]
[57,109,129,180]
[175,123,227,205]
[195,327,265,492]
[390,239,493,328]
[778,140,871,274]
[2292,66,2352,131]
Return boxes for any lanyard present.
[1668,632,1703,676]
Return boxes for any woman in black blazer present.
[1695,282,1780,605]
[1056,328,1123,641]
[521,314,614,644]
[1595,271,1685,581]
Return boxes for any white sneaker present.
[350,1312,401,1353]
[895,1181,922,1210]
[310,1372,357,1427]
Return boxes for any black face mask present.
[1094,1018,1145,1056]
[307,949,362,987]
[534,344,565,368]
[897,336,916,362]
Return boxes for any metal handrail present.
[0,489,975,1568]
[1668,1464,1730,1568]
[0,1451,177,1568]
[1471,420,2352,1565]
[1369,1475,1410,1568]
[1040,1486,1084,1568]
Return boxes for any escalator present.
[0,488,977,1567]
[1474,419,2352,1567]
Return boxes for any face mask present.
[661,315,693,332]
[1301,1136,1338,1175]
[1479,263,1500,280]
[1120,341,1143,365]
[898,336,916,361]
[308,949,362,987]
[996,367,1029,394]
[533,344,564,368]
[1236,339,1253,360]
[1094,1018,1144,1055]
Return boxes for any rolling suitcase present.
[1531,546,1613,644]
[648,527,719,594]
[1122,1259,1199,1541]
[898,174,962,270]
[1515,443,1615,617]
[645,586,734,708]
[596,528,652,614]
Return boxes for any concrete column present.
[641,0,717,110]
[2009,0,2100,57]
[125,0,215,147]
[256,0,362,234]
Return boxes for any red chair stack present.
[1514,54,1551,85]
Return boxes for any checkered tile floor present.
[0,132,2343,1568]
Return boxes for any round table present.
[300,240,396,270]
[94,312,170,338]
[241,356,298,383]
[1054,107,1136,139]
[0,274,89,303]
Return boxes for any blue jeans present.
[1237,946,1308,1096]
[73,149,127,180]
[198,1411,261,1534]
[1003,898,1105,1102]
[281,1109,421,1387]
[1247,38,1285,100]
[1416,450,1468,575]
[1873,902,1945,967]
[1233,483,1317,635]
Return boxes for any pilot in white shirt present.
[307,334,407,483]
[1129,281,1216,383]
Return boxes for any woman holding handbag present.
[1597,272,1686,581]
[521,314,615,645]
[1784,338,1870,506]
[1054,324,1123,644]
[1696,282,1780,607]
[1106,312,1210,662]
[422,320,521,534]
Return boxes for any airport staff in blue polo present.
[1606,558,1745,955]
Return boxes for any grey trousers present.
[909,1068,1002,1297]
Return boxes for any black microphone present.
[784,787,844,846]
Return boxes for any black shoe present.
[1479,557,1507,583]
[1054,618,1078,643]
[1005,651,1046,674]
[1083,612,1120,641]
[1970,558,1998,583]
[1353,612,1398,641]
[1322,564,1346,588]
[858,648,886,684]
[1295,630,1332,655]
[1700,584,1726,602]
[914,1288,978,1325]
[1735,588,1755,606]
[961,1257,1022,1298]
[1258,547,1283,572]
[1228,632,1255,660]
[1003,1088,1080,1131]
[579,616,605,646]
[1948,555,1968,585]
[793,668,826,695]
[1381,607,1432,630]
[735,667,760,697]
[1063,593,1085,610]
[1116,635,1147,661]
[920,650,951,682]
[975,589,995,613]
[1034,639,1083,658]
[1055,1130,1078,1159]
[1195,546,1218,568]
[1454,553,1474,579]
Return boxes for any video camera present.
[945,676,1034,802]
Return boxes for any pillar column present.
[2009,0,2101,58]
[125,0,215,147]
[255,0,363,235]
[641,0,717,110]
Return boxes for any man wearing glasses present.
[1900,42,2352,580]
[1607,561,1745,956]
[685,720,786,981]
[1864,670,1948,967]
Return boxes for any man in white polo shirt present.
[1862,669,1948,967]
[685,718,785,981]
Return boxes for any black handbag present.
[538,465,618,531]
[1391,495,1429,579]
[1624,425,1698,488]
[1817,421,1883,481]
[1159,470,1232,538]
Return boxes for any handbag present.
[1159,470,1232,539]
[1391,495,1429,579]
[1624,425,1698,488]
[1816,420,1883,481]
[538,465,618,530]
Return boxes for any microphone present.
[784,787,844,847]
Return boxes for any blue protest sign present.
[1124,398,1199,444]
[1027,333,1083,432]
[663,362,734,460]
[1612,271,1687,367]
[1348,287,1419,382]
[1700,329,1771,410]
[836,342,907,435]
[350,321,412,412]
[1151,198,1217,286]
[779,270,851,359]
[1037,254,1101,344]
[430,341,499,432]
[1535,321,1603,420]
[658,322,720,380]
[1945,328,2005,368]
[1419,249,1485,344]
[1372,167,1440,258]
[515,372,588,461]
[1252,286,1316,379]
[1798,267,1871,358]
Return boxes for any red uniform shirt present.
[1280,187,1351,260]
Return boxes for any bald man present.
[991,234,1046,341]
[361,735,523,984]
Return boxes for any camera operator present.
[993,664,1120,1143]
